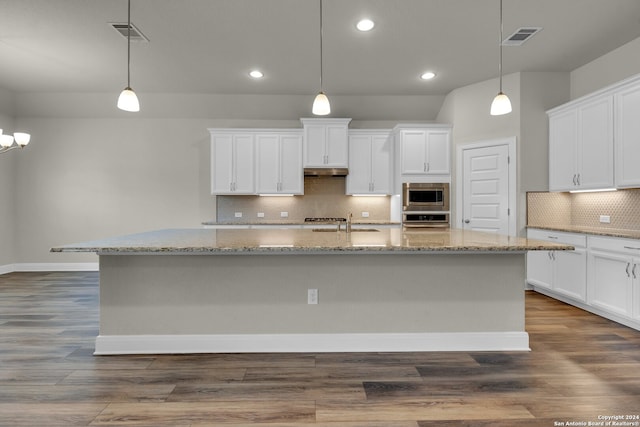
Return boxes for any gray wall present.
[10,93,444,265]
[0,88,16,266]
[436,72,522,233]
[570,36,640,99]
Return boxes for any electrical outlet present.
[600,215,611,224]
[361,211,370,218]
[307,288,318,304]
[280,211,289,218]
[234,212,243,218]
[257,212,265,218]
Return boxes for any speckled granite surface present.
[527,225,640,240]
[201,220,401,226]
[51,228,570,254]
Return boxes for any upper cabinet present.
[395,125,451,177]
[210,131,255,195]
[256,131,303,195]
[615,82,640,188]
[548,94,614,192]
[300,118,351,168]
[210,128,303,195]
[548,73,640,191]
[346,130,393,195]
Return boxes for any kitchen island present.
[51,228,570,354]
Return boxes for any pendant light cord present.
[127,0,131,88]
[498,0,503,92]
[319,0,324,92]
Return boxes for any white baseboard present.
[94,332,530,355]
[0,263,99,275]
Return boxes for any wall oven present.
[402,182,450,228]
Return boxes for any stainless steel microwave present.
[402,182,450,212]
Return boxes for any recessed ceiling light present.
[249,70,264,78]
[420,71,436,80]
[356,19,375,32]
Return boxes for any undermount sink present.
[311,228,380,232]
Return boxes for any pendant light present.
[312,0,330,115]
[0,129,31,154]
[490,0,512,116]
[117,0,140,112]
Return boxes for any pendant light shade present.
[0,129,31,154]
[117,87,140,112]
[312,91,331,115]
[490,91,512,116]
[313,0,330,116]
[490,0,511,116]
[117,0,140,112]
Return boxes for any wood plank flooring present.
[1,271,639,426]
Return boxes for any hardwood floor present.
[0,271,639,426]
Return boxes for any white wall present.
[570,35,640,99]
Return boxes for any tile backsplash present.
[216,176,391,223]
[527,189,640,231]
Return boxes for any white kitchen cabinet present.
[615,81,640,188]
[587,236,640,320]
[526,229,587,302]
[346,130,392,195]
[300,118,351,168]
[548,94,614,191]
[256,132,303,195]
[397,127,450,176]
[210,132,255,194]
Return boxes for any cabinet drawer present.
[527,229,586,247]
[588,235,640,255]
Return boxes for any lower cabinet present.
[526,229,587,302]
[527,229,640,331]
[588,236,640,320]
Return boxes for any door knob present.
[464,219,470,224]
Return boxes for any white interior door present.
[461,144,510,234]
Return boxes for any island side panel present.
[98,253,525,340]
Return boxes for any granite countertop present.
[201,220,402,226]
[527,225,640,240]
[51,228,571,255]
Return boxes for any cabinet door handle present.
[547,236,558,239]
[426,163,430,172]
[633,264,637,279]
[624,246,640,250]
[423,163,427,172]
[577,173,581,186]
[548,251,552,260]
[572,174,577,185]
[552,252,556,261]
[626,262,631,277]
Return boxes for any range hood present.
[304,167,349,177]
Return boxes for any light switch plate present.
[361,212,370,218]
[280,212,289,218]
[599,215,611,224]
[257,212,265,218]
[307,288,318,304]
[234,212,243,218]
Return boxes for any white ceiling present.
[1,0,640,97]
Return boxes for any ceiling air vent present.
[502,27,542,46]
[110,23,149,42]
